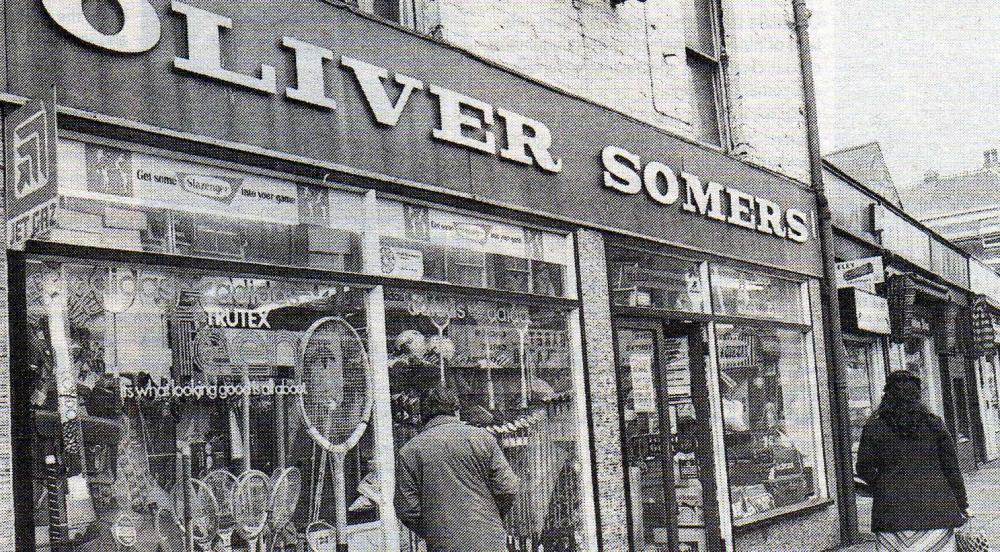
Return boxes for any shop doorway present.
[613,318,722,552]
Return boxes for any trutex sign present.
[41,0,563,174]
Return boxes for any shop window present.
[716,323,823,523]
[50,140,365,272]
[384,289,587,550]
[711,265,804,324]
[378,199,569,297]
[22,257,388,550]
[608,250,709,313]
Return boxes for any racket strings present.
[301,320,372,445]
[270,468,302,527]
[233,472,270,535]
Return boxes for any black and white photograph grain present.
[1,0,997,550]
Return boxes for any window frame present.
[683,0,731,150]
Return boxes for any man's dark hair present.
[422,386,460,421]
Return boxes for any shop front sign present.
[5,89,58,248]
[839,287,891,335]
[40,0,564,175]
[835,256,884,294]
[601,146,811,243]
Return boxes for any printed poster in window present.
[629,353,656,413]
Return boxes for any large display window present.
[21,256,388,550]
[53,139,366,271]
[717,323,824,523]
[383,289,589,551]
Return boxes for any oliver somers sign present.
[38,0,812,244]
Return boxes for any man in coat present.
[395,386,519,552]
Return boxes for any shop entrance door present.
[614,318,722,552]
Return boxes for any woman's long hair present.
[876,370,930,438]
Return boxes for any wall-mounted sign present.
[6,91,58,249]
[601,146,811,243]
[380,246,424,279]
[840,288,891,335]
[836,256,884,294]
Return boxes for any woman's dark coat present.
[856,412,968,532]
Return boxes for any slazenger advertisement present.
[57,139,300,224]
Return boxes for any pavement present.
[833,459,1000,550]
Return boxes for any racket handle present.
[333,454,348,552]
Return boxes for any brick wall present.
[422,0,810,182]
[575,229,629,551]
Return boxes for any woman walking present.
[857,370,969,551]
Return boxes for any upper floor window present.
[358,0,420,30]
[684,0,727,148]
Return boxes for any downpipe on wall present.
[792,0,861,545]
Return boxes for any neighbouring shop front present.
[886,273,979,471]
[1,0,837,550]
[972,296,1000,462]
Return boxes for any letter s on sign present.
[43,0,161,53]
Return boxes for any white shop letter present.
[342,56,423,126]
[496,108,563,173]
[429,85,496,154]
[171,1,277,94]
[726,187,757,229]
[43,0,160,53]
[642,162,680,205]
[283,38,337,109]
[681,172,726,221]
[601,146,642,194]
[755,197,786,237]
[785,209,810,242]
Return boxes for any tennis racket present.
[203,469,238,551]
[233,469,270,552]
[269,467,301,530]
[155,506,185,552]
[188,478,220,551]
[305,520,337,552]
[298,317,373,552]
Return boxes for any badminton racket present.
[154,506,185,552]
[298,317,373,552]
[202,469,238,551]
[233,469,270,552]
[305,520,337,552]
[514,317,532,408]
[428,314,451,384]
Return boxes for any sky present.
[811,1,1000,190]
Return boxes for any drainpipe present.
[792,0,860,545]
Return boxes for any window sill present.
[731,497,835,533]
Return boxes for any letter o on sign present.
[43,0,161,53]
[643,161,680,205]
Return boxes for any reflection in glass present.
[711,266,804,323]
[609,251,708,313]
